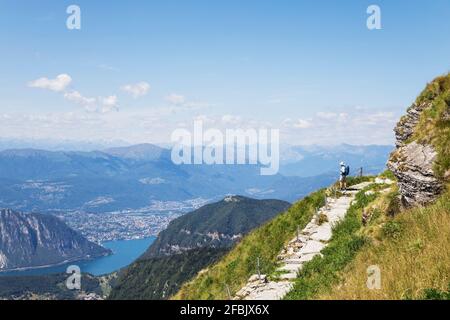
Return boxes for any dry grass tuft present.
[320,188,450,300]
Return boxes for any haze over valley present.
[0,142,392,242]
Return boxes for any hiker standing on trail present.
[340,162,349,191]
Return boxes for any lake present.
[0,237,156,277]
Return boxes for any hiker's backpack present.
[344,165,350,176]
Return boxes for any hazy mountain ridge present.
[0,144,391,213]
[279,144,393,177]
[142,196,291,258]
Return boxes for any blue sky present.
[0,0,449,145]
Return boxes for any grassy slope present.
[320,185,450,300]
[109,247,228,300]
[175,175,449,300]
[410,73,450,179]
[173,177,370,300]
[173,189,326,300]
[285,183,380,299]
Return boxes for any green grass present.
[410,73,450,180]
[379,170,397,181]
[284,188,378,299]
[321,186,450,300]
[382,220,404,240]
[421,285,450,300]
[347,175,373,186]
[173,189,327,300]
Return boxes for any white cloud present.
[100,95,119,113]
[64,91,118,113]
[353,111,395,126]
[121,82,151,98]
[281,108,400,145]
[161,93,212,111]
[222,114,242,125]
[64,90,96,108]
[165,93,186,105]
[0,110,167,143]
[28,74,72,92]
[283,118,312,129]
[98,64,119,72]
[183,102,212,109]
[27,74,119,114]
[0,106,400,146]
[316,112,337,119]
[193,114,216,125]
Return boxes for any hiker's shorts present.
[340,175,346,182]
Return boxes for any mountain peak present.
[223,195,244,203]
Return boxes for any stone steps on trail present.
[236,181,372,301]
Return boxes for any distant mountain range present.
[109,196,290,300]
[279,144,393,177]
[0,138,130,152]
[0,143,392,213]
[0,209,110,271]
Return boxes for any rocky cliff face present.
[388,141,442,206]
[388,74,450,207]
[0,209,111,271]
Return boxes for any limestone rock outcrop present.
[388,142,442,206]
[393,102,431,147]
[387,77,448,207]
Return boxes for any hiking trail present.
[234,181,373,300]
